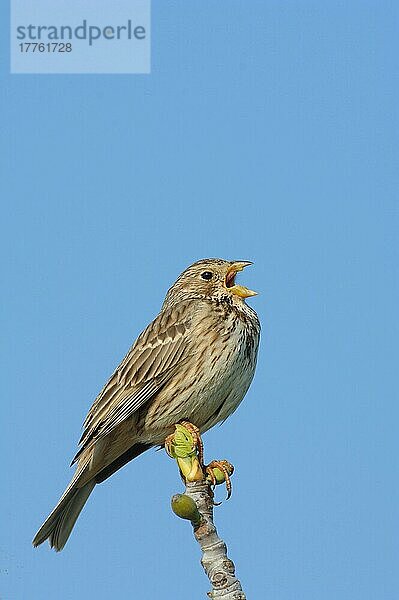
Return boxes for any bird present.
[33,258,260,551]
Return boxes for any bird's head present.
[162,258,257,308]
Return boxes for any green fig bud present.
[171,494,201,526]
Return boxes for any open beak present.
[224,261,257,298]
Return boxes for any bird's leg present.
[205,459,234,501]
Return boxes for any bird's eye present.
[201,271,213,280]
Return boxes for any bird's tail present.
[32,475,95,552]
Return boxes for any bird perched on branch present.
[33,258,260,551]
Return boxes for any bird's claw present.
[205,460,234,502]
[164,432,176,458]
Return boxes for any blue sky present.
[1,2,398,599]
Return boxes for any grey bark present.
[183,479,246,599]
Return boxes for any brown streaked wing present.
[71,304,193,464]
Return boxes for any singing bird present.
[33,258,260,551]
